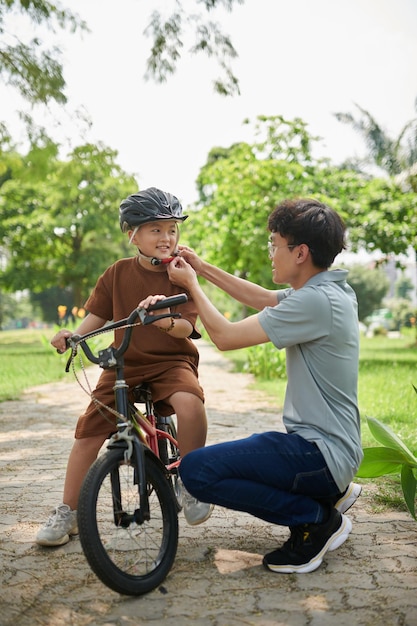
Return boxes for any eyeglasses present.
[267,242,296,258]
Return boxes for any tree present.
[0,140,136,307]
[0,0,87,105]
[0,0,244,106]
[341,264,389,323]
[334,103,417,344]
[187,116,366,290]
[144,0,244,96]
[185,114,417,318]
[334,100,417,176]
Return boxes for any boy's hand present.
[51,329,73,353]
[138,295,169,313]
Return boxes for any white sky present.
[2,0,417,207]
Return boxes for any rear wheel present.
[157,414,182,511]
[78,447,179,596]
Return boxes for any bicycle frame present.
[66,294,187,520]
[130,407,180,471]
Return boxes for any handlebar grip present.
[147,293,188,311]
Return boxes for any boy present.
[36,187,212,546]
[161,197,362,574]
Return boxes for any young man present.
[36,187,213,547]
[159,197,362,574]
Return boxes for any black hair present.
[267,198,346,269]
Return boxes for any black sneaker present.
[263,508,352,574]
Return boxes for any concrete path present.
[1,340,417,626]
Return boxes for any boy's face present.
[129,220,179,261]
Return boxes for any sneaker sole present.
[36,533,71,547]
[264,514,352,574]
[335,483,362,514]
[184,504,214,526]
[35,527,78,547]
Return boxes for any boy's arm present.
[51,313,107,353]
[177,247,278,311]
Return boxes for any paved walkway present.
[1,340,417,626]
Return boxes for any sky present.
[2,0,417,208]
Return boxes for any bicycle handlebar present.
[64,293,188,370]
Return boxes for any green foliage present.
[144,1,243,96]
[188,115,417,291]
[342,264,389,322]
[188,116,368,287]
[346,177,417,256]
[334,101,417,176]
[357,412,417,520]
[0,0,88,105]
[0,140,136,306]
[384,297,416,330]
[242,343,287,380]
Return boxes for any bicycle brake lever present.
[63,336,80,372]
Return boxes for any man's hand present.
[177,245,203,274]
[167,256,198,289]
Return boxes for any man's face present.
[268,233,298,285]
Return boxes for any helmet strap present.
[128,226,139,245]
[137,250,178,266]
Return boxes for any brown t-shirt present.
[74,257,204,437]
[84,256,200,368]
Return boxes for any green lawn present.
[1,327,416,455]
[0,327,102,401]
[1,326,416,512]
[225,329,417,453]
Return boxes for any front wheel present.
[78,447,179,596]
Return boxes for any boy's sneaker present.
[177,478,214,526]
[334,482,362,514]
[263,508,352,574]
[35,504,78,546]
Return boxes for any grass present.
[1,326,416,452]
[224,330,417,515]
[0,327,107,401]
[225,329,417,453]
[1,325,416,513]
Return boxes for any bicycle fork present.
[108,432,151,525]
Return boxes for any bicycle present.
[64,293,188,596]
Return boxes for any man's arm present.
[177,247,278,311]
[167,257,270,351]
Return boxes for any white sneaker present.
[335,482,362,514]
[177,478,214,526]
[36,504,78,546]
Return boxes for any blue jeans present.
[180,431,344,527]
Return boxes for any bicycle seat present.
[132,383,152,403]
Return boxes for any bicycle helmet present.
[119,187,188,232]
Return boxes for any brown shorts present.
[74,362,204,439]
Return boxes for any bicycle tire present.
[78,447,179,596]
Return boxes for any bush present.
[243,343,287,379]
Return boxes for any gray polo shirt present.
[258,269,363,491]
